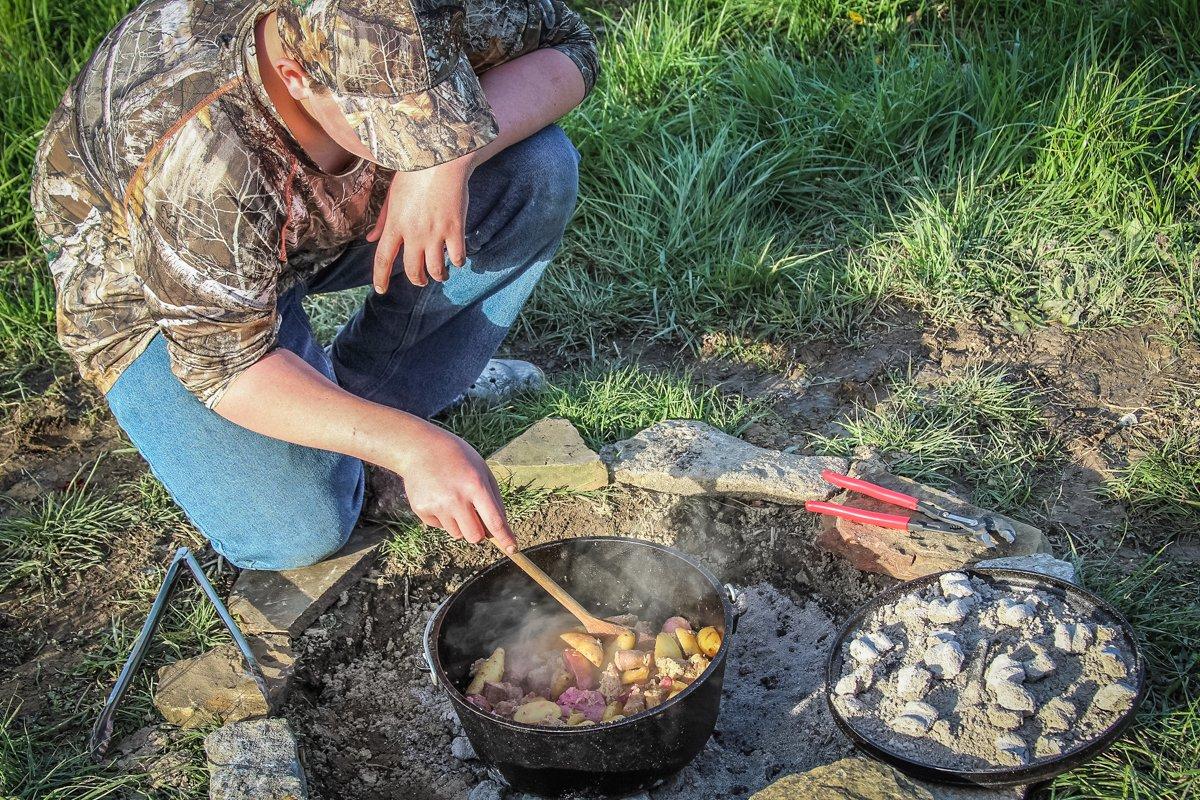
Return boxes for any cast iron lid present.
[825,568,1148,787]
[425,536,738,734]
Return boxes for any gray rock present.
[973,553,1076,584]
[468,779,506,800]
[451,735,477,761]
[487,417,609,491]
[229,528,386,636]
[205,718,307,799]
[602,420,845,503]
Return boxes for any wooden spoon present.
[489,539,629,637]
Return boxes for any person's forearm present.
[213,348,424,471]
[470,48,587,169]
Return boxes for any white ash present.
[849,631,894,664]
[996,598,1035,627]
[939,572,974,599]
[1053,622,1094,654]
[924,641,965,679]
[1022,644,1056,681]
[994,733,1028,766]
[895,666,933,700]
[1093,682,1138,713]
[834,666,874,696]
[890,701,938,736]
[833,573,1140,770]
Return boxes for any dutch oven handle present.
[422,596,452,687]
[726,583,749,634]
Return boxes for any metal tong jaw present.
[913,499,1017,548]
[805,470,1017,549]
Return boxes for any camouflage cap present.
[277,0,498,171]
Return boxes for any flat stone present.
[486,417,609,491]
[814,460,1049,580]
[749,757,935,799]
[468,780,505,800]
[750,757,1025,800]
[601,420,846,503]
[205,718,307,799]
[154,636,292,728]
[228,528,386,637]
[111,724,195,790]
[973,553,1077,584]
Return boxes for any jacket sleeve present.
[130,160,282,409]
[533,0,599,96]
[465,1,599,97]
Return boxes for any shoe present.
[462,358,546,406]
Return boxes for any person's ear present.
[274,58,316,100]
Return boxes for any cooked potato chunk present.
[513,698,561,724]
[655,632,684,661]
[621,665,650,684]
[466,647,505,695]
[560,632,604,668]
[676,628,700,657]
[697,627,722,657]
[602,701,624,722]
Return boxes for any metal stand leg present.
[89,547,268,760]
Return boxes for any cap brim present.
[335,56,498,172]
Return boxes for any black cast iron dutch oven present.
[423,537,743,796]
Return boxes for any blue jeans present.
[106,125,579,570]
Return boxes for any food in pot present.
[464,614,722,727]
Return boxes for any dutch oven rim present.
[824,567,1149,786]
[424,535,737,735]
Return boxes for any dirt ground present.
[1,316,1196,796]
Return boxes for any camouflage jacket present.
[32,0,597,407]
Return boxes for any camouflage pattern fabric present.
[31,0,597,408]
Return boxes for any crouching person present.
[31,0,597,569]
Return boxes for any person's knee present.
[215,458,364,571]
[511,125,580,231]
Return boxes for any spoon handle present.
[490,539,593,623]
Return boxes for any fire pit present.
[423,537,741,796]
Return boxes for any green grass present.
[442,362,763,454]
[520,0,1200,350]
[0,468,216,799]
[811,367,1058,511]
[1107,430,1200,529]
[379,481,586,568]
[0,467,134,593]
[1051,554,1200,799]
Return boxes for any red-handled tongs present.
[805,470,1017,549]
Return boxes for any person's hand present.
[391,420,517,553]
[366,155,473,292]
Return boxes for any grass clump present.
[1107,430,1200,528]
[812,368,1057,511]
[0,474,134,593]
[443,363,762,454]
